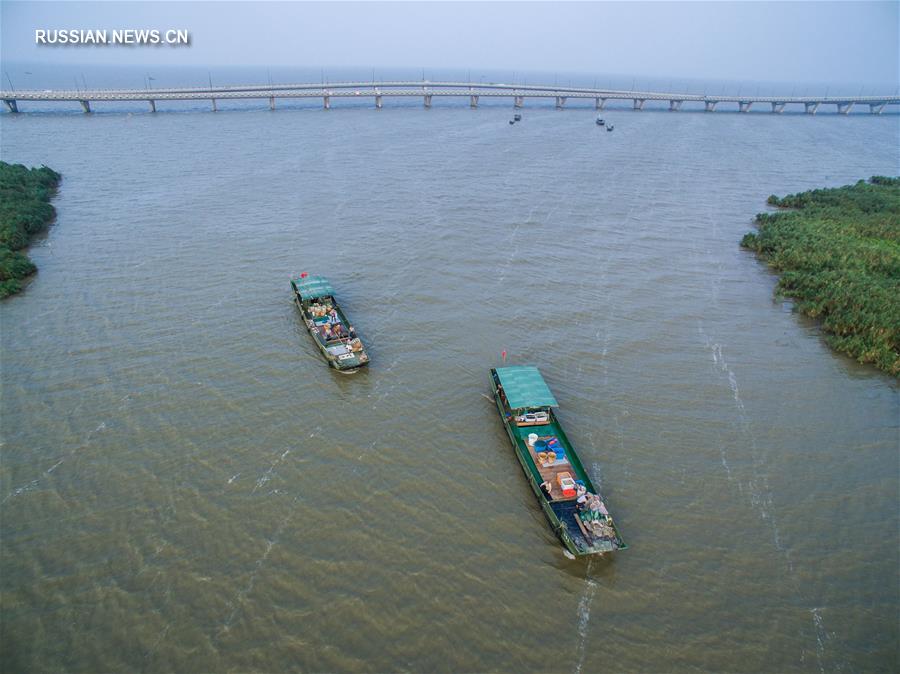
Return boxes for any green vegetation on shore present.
[0,161,61,298]
[741,177,900,377]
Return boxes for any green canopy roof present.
[292,275,335,300]
[496,366,559,409]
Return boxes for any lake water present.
[1,95,898,673]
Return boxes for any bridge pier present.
[555,96,567,109]
[470,95,478,108]
[79,100,91,113]
[837,102,854,114]
[323,95,330,110]
[375,95,383,109]
[4,99,19,113]
[514,96,524,108]
[595,97,606,110]
[211,98,217,112]
[739,101,752,113]
[704,101,717,112]
[771,102,785,113]
[804,102,819,114]
[424,94,432,109]
[633,98,645,110]
[669,100,682,111]
[269,96,275,111]
[148,100,156,113]
[870,102,886,114]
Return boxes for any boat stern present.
[327,340,369,370]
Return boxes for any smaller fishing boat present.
[514,113,522,122]
[596,116,605,126]
[606,124,615,132]
[490,366,626,556]
[291,274,369,371]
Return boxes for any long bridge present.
[2,80,898,115]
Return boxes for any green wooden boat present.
[291,274,369,371]
[490,366,626,556]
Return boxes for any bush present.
[742,177,900,377]
[0,162,61,298]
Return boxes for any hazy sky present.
[2,1,898,87]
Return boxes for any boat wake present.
[573,562,598,674]
[1,417,110,504]
[251,448,291,495]
[215,494,300,643]
[698,319,844,669]
[810,607,831,674]
[699,320,787,556]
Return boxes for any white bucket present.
[527,433,538,447]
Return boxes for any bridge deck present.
[2,81,897,114]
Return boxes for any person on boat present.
[332,323,345,338]
[597,500,609,518]
[576,485,589,508]
[587,495,609,519]
[328,308,339,323]
[540,480,553,500]
[580,497,599,523]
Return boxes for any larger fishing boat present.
[291,274,369,371]
[490,366,626,556]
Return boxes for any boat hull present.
[291,288,369,371]
[489,369,625,556]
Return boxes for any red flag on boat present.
[300,272,308,278]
